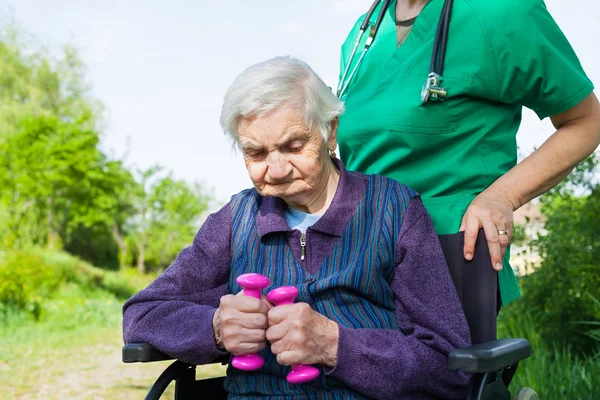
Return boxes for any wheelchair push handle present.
[267,286,321,384]
[230,273,270,371]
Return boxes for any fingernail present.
[465,253,472,260]
[495,263,503,270]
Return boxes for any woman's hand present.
[459,189,515,271]
[457,96,600,272]
[212,292,271,355]
[266,302,339,368]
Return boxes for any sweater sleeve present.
[326,198,472,400]
[122,203,232,365]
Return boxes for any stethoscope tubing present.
[337,0,453,101]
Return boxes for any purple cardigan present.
[123,162,472,399]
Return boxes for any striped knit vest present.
[225,174,417,399]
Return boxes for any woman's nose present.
[266,153,292,181]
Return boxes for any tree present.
[0,25,106,250]
[63,157,139,270]
[0,26,101,138]
[128,168,210,274]
[0,25,214,274]
[0,115,124,251]
[517,154,600,354]
[145,177,210,271]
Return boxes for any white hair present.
[219,56,345,145]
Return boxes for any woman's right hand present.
[212,292,271,355]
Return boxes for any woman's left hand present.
[266,302,339,368]
[459,189,515,271]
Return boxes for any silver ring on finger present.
[497,229,509,236]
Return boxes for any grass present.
[498,307,600,399]
[0,286,226,399]
[0,248,226,399]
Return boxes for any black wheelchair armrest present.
[122,343,174,363]
[123,343,229,400]
[123,342,231,365]
[448,338,531,373]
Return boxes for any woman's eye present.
[245,149,265,159]
[286,142,304,152]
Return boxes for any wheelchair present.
[123,230,538,399]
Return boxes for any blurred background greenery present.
[0,20,599,400]
[0,26,223,399]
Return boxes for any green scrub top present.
[337,0,594,305]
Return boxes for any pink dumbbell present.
[230,273,271,371]
[267,286,320,384]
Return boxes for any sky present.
[3,0,600,205]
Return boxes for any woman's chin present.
[261,184,308,202]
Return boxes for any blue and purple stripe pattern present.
[225,174,417,399]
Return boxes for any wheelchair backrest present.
[438,230,497,344]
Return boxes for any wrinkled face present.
[237,105,337,205]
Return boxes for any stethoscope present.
[336,0,454,104]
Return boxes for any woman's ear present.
[328,118,339,151]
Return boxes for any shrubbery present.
[498,308,600,399]
[0,250,65,318]
[511,155,600,354]
[0,248,149,321]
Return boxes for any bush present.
[513,154,600,354]
[101,271,139,299]
[0,247,151,321]
[574,294,600,345]
[33,247,145,298]
[517,262,600,354]
[498,306,600,399]
[0,249,67,318]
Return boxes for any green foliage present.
[0,26,101,136]
[125,167,210,274]
[0,20,215,399]
[0,283,124,344]
[144,175,210,270]
[63,223,120,270]
[33,248,144,299]
[0,250,65,318]
[0,248,151,321]
[0,26,212,272]
[0,115,104,246]
[498,305,600,399]
[510,224,528,246]
[573,294,600,345]
[515,153,600,354]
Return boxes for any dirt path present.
[0,326,225,399]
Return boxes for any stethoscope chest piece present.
[421,73,447,104]
[338,0,454,103]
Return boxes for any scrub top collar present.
[369,0,446,58]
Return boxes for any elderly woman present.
[123,56,471,399]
